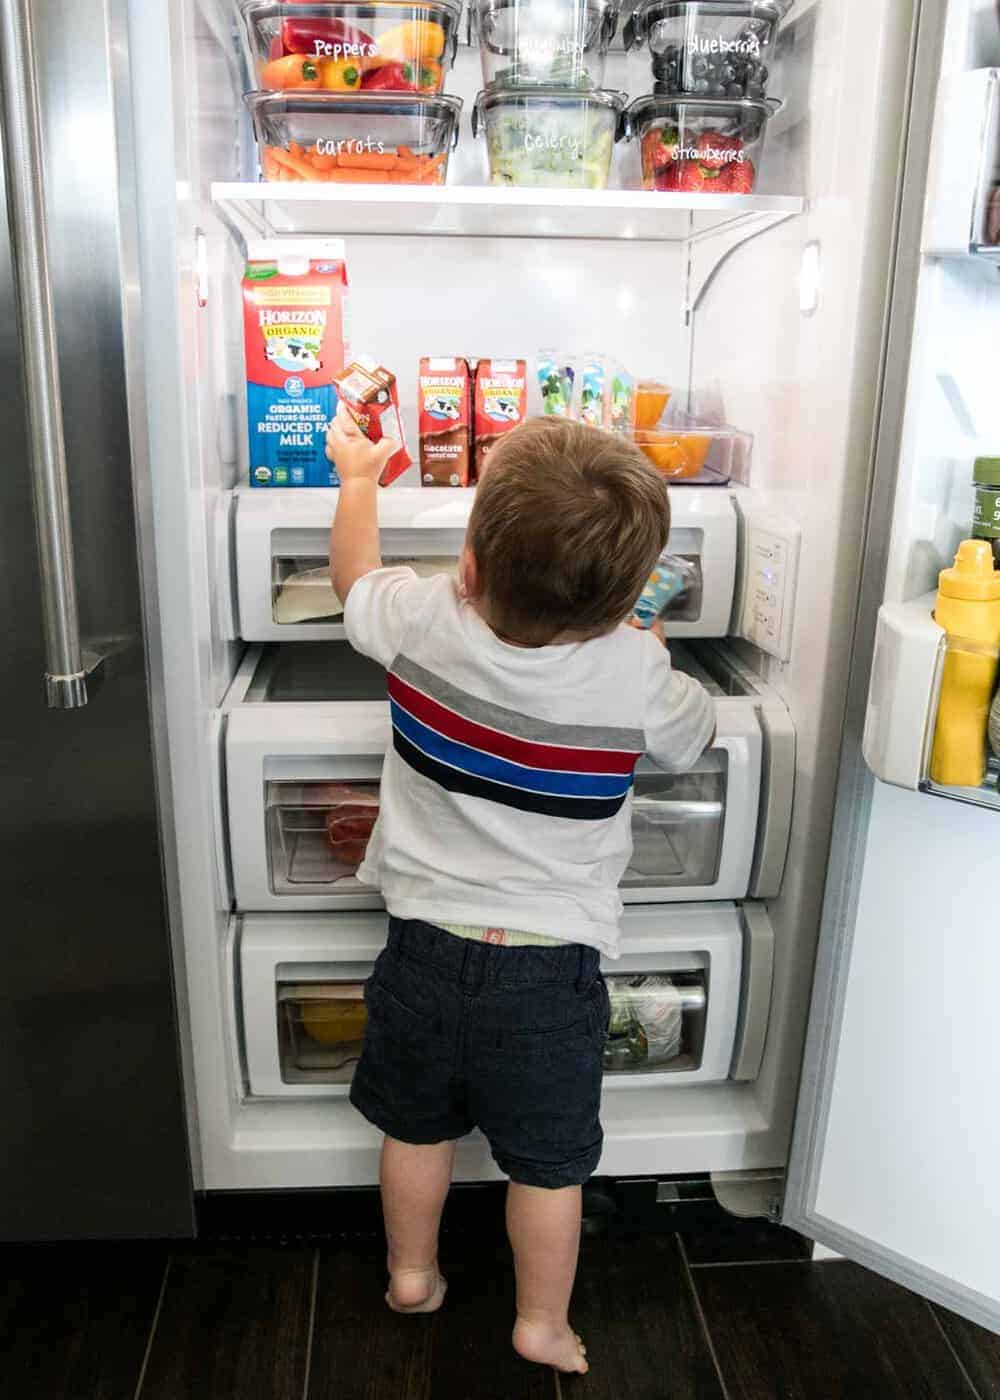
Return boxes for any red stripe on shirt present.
[387,672,641,776]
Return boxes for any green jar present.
[972,456,1000,568]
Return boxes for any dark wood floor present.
[2,1216,998,1399]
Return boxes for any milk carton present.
[242,239,349,487]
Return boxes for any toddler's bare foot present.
[513,1316,589,1374]
[385,1264,447,1314]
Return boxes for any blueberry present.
[726,82,744,97]
[721,63,737,82]
[758,64,769,83]
[691,55,708,77]
[693,76,710,93]
[708,82,725,96]
[746,80,764,97]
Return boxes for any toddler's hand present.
[326,402,399,483]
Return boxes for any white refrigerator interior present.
[125,0,972,1235]
[784,0,1000,1335]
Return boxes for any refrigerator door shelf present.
[224,641,792,912]
[238,903,748,1099]
[233,484,739,641]
[923,68,1000,259]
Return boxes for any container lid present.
[625,0,789,48]
[938,539,1000,601]
[244,90,464,122]
[625,92,781,124]
[238,0,464,24]
[973,456,1000,484]
[476,83,627,112]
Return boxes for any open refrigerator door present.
[784,0,1000,1336]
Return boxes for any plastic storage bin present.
[238,0,463,94]
[624,92,778,192]
[278,982,368,1084]
[473,86,625,188]
[634,411,752,483]
[245,91,463,183]
[470,0,620,90]
[624,0,786,99]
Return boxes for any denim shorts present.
[350,917,610,1189]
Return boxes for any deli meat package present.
[243,239,349,487]
[474,358,527,479]
[419,357,472,487]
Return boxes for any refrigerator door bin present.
[238,902,752,1098]
[234,485,739,641]
[225,642,789,911]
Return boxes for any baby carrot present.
[324,166,392,183]
[336,150,399,170]
[269,145,323,180]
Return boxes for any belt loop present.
[575,944,588,993]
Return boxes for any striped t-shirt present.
[344,567,714,958]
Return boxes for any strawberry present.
[653,163,682,191]
[695,130,745,171]
[725,158,756,194]
[643,125,680,171]
[676,161,709,192]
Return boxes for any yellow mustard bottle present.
[929,539,1000,788]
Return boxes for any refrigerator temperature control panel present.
[738,516,801,662]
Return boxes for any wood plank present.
[310,1238,555,1400]
[309,1244,437,1400]
[567,1232,725,1399]
[0,1243,167,1400]
[139,1246,314,1400]
[694,1259,978,1399]
[681,1220,811,1267]
[933,1304,1000,1399]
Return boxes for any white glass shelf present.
[212,181,805,243]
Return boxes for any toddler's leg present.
[507,1183,588,1374]
[380,1136,455,1313]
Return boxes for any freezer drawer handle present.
[0,0,104,708]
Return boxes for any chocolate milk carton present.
[242,239,349,487]
[332,358,412,486]
[474,358,527,480]
[419,357,472,487]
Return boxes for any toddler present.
[326,406,714,1375]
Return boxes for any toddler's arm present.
[642,630,716,772]
[326,403,400,605]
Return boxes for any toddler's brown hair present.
[467,416,670,646]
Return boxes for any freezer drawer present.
[224,641,793,912]
[233,485,739,641]
[238,904,760,1098]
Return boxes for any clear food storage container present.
[633,409,751,483]
[470,0,620,90]
[624,0,787,99]
[245,91,463,183]
[238,0,463,94]
[473,87,625,188]
[624,93,778,192]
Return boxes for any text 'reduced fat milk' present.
[242,240,349,487]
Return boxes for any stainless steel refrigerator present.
[0,0,194,1239]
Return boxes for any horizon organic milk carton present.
[474,358,527,480]
[242,240,349,487]
[419,357,472,487]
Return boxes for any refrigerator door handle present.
[0,0,104,708]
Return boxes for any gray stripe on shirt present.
[392,654,644,752]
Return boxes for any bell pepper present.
[281,16,376,60]
[260,53,324,89]
[361,58,442,91]
[320,57,362,90]
[369,18,446,61]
